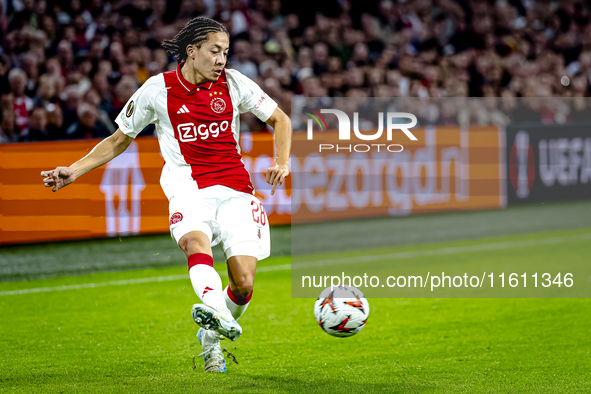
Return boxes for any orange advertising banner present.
[0,133,291,245]
[289,126,506,223]
[1,127,504,245]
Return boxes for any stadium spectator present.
[110,75,138,119]
[312,42,329,76]
[229,40,258,80]
[84,88,117,133]
[0,56,9,98]
[20,106,50,141]
[46,103,64,138]
[21,51,40,97]
[64,102,110,139]
[34,74,59,109]
[0,105,17,143]
[9,68,33,133]
[61,85,82,131]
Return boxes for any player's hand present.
[41,166,77,192]
[266,163,289,195]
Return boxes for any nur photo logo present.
[303,107,419,152]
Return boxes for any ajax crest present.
[170,212,183,225]
[210,97,226,114]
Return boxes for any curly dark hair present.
[161,17,229,63]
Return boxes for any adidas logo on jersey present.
[177,104,190,114]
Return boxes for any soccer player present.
[40,17,291,373]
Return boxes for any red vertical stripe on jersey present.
[163,66,254,194]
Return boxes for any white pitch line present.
[0,264,292,297]
[0,274,189,296]
[0,234,588,297]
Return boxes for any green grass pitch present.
[1,229,590,393]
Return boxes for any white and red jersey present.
[14,95,34,133]
[114,64,277,198]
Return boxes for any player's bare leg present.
[178,230,212,258]
[224,255,257,320]
[180,231,240,372]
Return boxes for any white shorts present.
[168,185,270,261]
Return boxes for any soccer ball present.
[314,286,370,338]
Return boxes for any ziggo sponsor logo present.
[303,108,418,152]
[177,121,230,142]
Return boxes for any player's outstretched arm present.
[265,107,292,195]
[41,129,134,192]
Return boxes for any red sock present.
[224,286,252,320]
[188,253,213,270]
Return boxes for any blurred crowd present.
[1,0,591,143]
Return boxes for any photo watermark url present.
[301,272,576,292]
